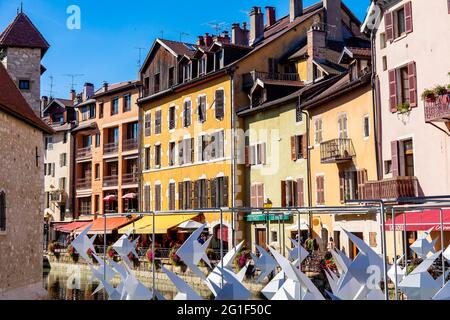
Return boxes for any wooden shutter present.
[260,143,267,165]
[188,181,193,209]
[384,11,394,42]
[404,2,413,34]
[210,179,217,208]
[190,138,194,163]
[339,172,345,203]
[408,61,417,108]
[169,183,175,210]
[281,181,287,207]
[178,182,184,210]
[198,136,203,162]
[297,178,304,207]
[317,176,324,205]
[291,136,296,161]
[388,69,398,112]
[302,135,308,159]
[145,113,151,136]
[357,169,368,200]
[245,146,250,167]
[257,184,264,207]
[194,180,199,209]
[250,184,257,207]
[52,163,55,177]
[448,0,450,14]
[391,141,399,177]
[222,177,229,207]
[215,90,224,119]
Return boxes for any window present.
[144,147,151,170]
[45,137,53,150]
[250,183,264,208]
[155,110,162,134]
[382,56,387,71]
[19,80,30,90]
[399,66,410,105]
[169,142,176,166]
[154,144,161,168]
[380,33,386,49]
[144,112,151,136]
[281,180,297,207]
[169,106,176,130]
[143,185,151,211]
[183,64,191,82]
[183,100,191,127]
[59,153,67,167]
[199,57,206,75]
[314,118,323,144]
[363,115,370,138]
[295,99,302,123]
[395,139,415,177]
[194,179,208,209]
[168,67,175,87]
[248,143,266,166]
[51,163,55,177]
[271,231,278,243]
[99,103,104,118]
[63,132,68,144]
[339,170,367,202]
[95,133,101,148]
[154,73,160,93]
[0,191,6,232]
[291,135,307,161]
[388,62,417,112]
[123,94,132,112]
[198,96,207,122]
[168,183,176,211]
[95,163,100,180]
[395,7,406,38]
[199,131,224,162]
[154,184,161,211]
[338,114,348,139]
[178,138,194,165]
[215,89,225,119]
[179,181,192,210]
[211,177,229,208]
[384,160,392,175]
[385,2,413,42]
[369,232,377,248]
[111,98,119,115]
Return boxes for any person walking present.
[327,237,335,252]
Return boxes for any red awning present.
[103,195,117,202]
[53,221,92,234]
[77,217,136,235]
[122,193,137,199]
[385,209,450,232]
[215,225,229,241]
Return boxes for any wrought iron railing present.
[76,146,92,159]
[103,175,119,187]
[320,139,356,164]
[424,94,450,122]
[104,142,119,154]
[76,177,92,190]
[364,176,418,200]
[243,70,301,88]
[122,173,139,185]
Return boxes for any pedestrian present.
[305,235,314,255]
[327,237,335,252]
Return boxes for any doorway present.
[349,232,364,259]
[255,228,267,249]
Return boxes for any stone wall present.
[1,47,42,116]
[0,110,46,299]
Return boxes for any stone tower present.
[0,11,50,116]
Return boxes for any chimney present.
[40,96,48,116]
[70,89,76,102]
[249,7,264,46]
[204,33,213,47]
[290,0,303,22]
[307,24,326,81]
[103,82,109,92]
[265,6,276,27]
[324,0,343,42]
[83,82,95,100]
[231,23,249,46]
[197,36,205,46]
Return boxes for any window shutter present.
[404,1,413,34]
[291,136,297,161]
[245,146,250,167]
[281,181,287,207]
[391,141,399,177]
[188,181,193,209]
[408,61,417,108]
[384,11,394,42]
[198,136,203,162]
[52,163,55,177]
[448,0,450,14]
[339,172,345,203]
[190,138,195,163]
[388,69,398,112]
[317,176,324,205]
[257,183,264,207]
[210,179,217,208]
[357,169,368,200]
[302,135,308,159]
[250,184,257,208]
[178,182,184,210]
[215,90,224,119]
[194,180,199,209]
[297,178,304,207]
[223,176,229,207]
[261,143,267,165]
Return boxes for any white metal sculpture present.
[409,228,438,259]
[250,244,277,283]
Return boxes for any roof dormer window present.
[199,56,206,76]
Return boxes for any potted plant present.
[421,89,436,102]
[396,102,411,114]
[67,244,79,263]
[435,85,447,96]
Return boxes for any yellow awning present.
[118,214,200,234]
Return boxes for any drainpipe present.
[301,104,313,233]
[230,69,237,247]
[70,127,77,220]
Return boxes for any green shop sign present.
[245,213,292,222]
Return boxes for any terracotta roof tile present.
[0,13,50,55]
[0,63,52,133]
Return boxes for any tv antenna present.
[45,75,55,98]
[203,21,228,33]
[135,47,146,69]
[62,74,84,91]
[179,32,190,42]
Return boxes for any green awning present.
[245,213,291,222]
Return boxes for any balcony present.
[104,142,119,155]
[103,175,119,188]
[122,138,138,151]
[122,173,139,185]
[363,176,418,200]
[76,147,92,160]
[76,178,92,190]
[320,139,356,164]
[424,94,450,122]
[50,190,66,204]
[243,70,301,89]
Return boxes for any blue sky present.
[0,0,370,99]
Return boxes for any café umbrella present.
[178,220,204,230]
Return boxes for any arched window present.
[0,191,6,231]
